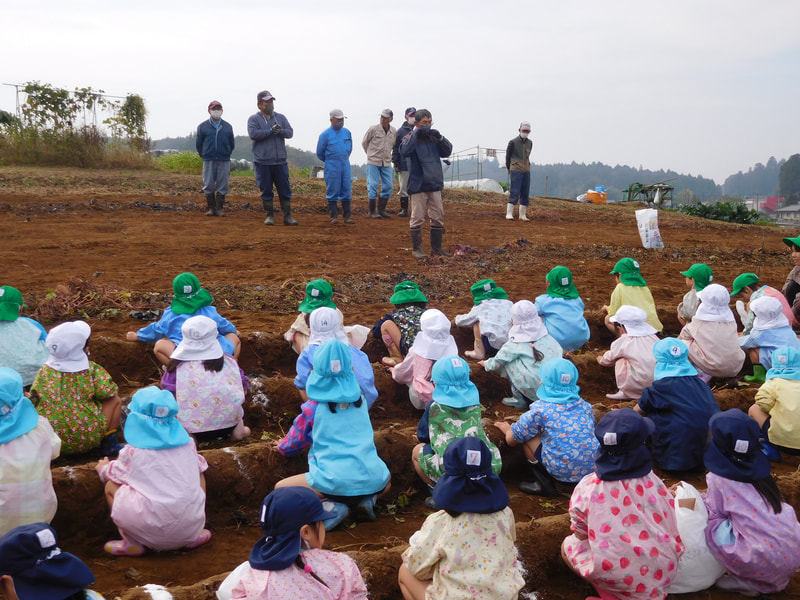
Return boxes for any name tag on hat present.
[604,432,618,446]
[330,359,341,373]
[734,439,749,453]
[183,285,192,294]
[466,449,482,466]
[36,528,56,548]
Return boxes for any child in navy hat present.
[274,339,390,530]
[216,487,367,600]
[677,409,800,595]
[0,522,103,600]
[636,338,720,472]
[0,368,61,537]
[95,386,210,556]
[398,437,524,600]
[562,408,683,600]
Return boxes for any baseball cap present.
[329,108,345,119]
[0,286,24,321]
[381,108,393,118]
[257,90,275,103]
[731,272,759,295]
[404,107,416,117]
[519,121,531,131]
[208,100,222,111]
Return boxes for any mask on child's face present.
[210,110,223,120]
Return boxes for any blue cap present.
[594,408,655,481]
[652,338,698,380]
[705,409,771,483]
[306,339,361,403]
[766,346,800,382]
[123,387,190,450]
[432,437,507,514]
[536,359,581,404]
[431,356,479,409]
[0,367,39,444]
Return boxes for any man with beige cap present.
[504,121,533,221]
[362,109,397,218]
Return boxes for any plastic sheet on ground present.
[444,178,504,193]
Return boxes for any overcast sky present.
[4,1,799,183]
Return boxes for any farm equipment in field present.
[622,180,675,207]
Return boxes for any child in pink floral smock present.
[562,409,684,600]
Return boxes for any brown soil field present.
[2,165,800,600]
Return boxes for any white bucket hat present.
[171,315,223,361]
[508,300,548,343]
[751,296,789,331]
[308,306,348,346]
[45,321,91,373]
[695,283,734,323]
[609,305,657,337]
[412,309,458,360]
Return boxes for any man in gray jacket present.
[504,121,532,221]
[247,90,298,226]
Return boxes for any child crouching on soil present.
[216,487,367,600]
[534,265,590,352]
[602,257,663,334]
[738,295,800,383]
[398,437,525,600]
[95,386,210,556]
[371,280,427,367]
[454,278,513,361]
[494,358,597,497]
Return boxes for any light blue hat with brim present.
[536,359,581,404]
[431,355,479,409]
[766,346,800,382]
[653,338,697,380]
[123,387,191,450]
[0,367,39,444]
[306,339,361,404]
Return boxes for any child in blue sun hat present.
[274,339,390,530]
[636,338,720,472]
[95,386,210,556]
[534,266,590,352]
[749,346,800,460]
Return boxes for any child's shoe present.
[605,390,629,401]
[104,530,145,556]
[353,494,378,522]
[501,396,529,409]
[464,338,487,361]
[759,437,782,463]
[743,364,766,384]
[185,528,212,549]
[230,420,251,441]
[424,496,440,510]
[519,460,557,497]
[100,430,124,458]
[321,500,350,531]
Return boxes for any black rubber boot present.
[378,197,392,218]
[410,227,427,259]
[262,199,275,225]
[343,201,355,224]
[519,461,557,497]
[369,199,380,218]
[430,226,451,256]
[215,194,225,217]
[205,194,216,216]
[398,197,409,217]
[280,198,298,226]
[328,202,339,224]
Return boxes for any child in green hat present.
[534,266,590,352]
[602,258,663,335]
[0,286,48,387]
[455,279,513,361]
[677,263,713,326]
[371,281,428,367]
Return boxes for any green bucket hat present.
[680,263,713,291]
[0,286,24,321]
[545,266,578,299]
[389,281,427,305]
[470,279,508,305]
[298,279,336,313]
[783,235,800,250]
[610,258,646,287]
[170,273,213,315]
[732,272,759,296]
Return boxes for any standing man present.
[362,109,396,219]
[504,121,533,221]
[391,107,416,217]
[399,109,453,259]
[247,90,298,226]
[196,100,235,217]
[316,109,354,224]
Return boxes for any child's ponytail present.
[753,476,783,514]
[294,553,328,587]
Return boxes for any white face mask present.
[407,116,415,125]
[210,110,223,120]
[519,131,529,139]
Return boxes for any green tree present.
[779,154,800,204]
[107,94,148,152]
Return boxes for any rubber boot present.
[464,338,487,360]
[343,201,355,224]
[279,198,298,225]
[743,364,766,384]
[430,226,451,256]
[369,199,380,218]
[205,193,216,216]
[505,203,515,220]
[410,227,427,259]
[262,199,275,225]
[519,204,529,222]
[378,197,392,218]
[328,202,339,224]
[398,197,409,217]
[215,194,225,217]
[519,461,557,497]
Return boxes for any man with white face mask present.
[391,107,416,217]
[504,121,533,222]
[196,100,235,217]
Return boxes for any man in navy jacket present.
[196,100,234,217]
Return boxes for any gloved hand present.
[430,129,442,141]
[272,123,281,134]
[735,300,748,323]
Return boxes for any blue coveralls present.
[316,126,353,218]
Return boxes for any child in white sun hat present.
[161,315,250,442]
[738,295,800,383]
[597,305,659,400]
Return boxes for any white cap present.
[329,108,345,119]
[45,321,91,373]
[519,121,531,131]
[609,305,657,337]
[171,315,223,361]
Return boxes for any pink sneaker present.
[185,528,212,549]
[104,535,146,556]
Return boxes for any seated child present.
[676,263,712,326]
[126,272,241,366]
[597,305,659,400]
[481,299,562,409]
[392,308,457,409]
[534,266,590,352]
[0,523,103,600]
[398,437,525,600]
[732,271,796,334]
[274,339,391,530]
[216,487,367,600]
[0,368,60,537]
[0,286,48,387]
[678,283,745,383]
[412,355,502,493]
[693,409,800,595]
[161,315,250,442]
[561,408,684,600]
[371,280,427,367]
[95,386,210,556]
[30,321,123,456]
[602,257,663,334]
[494,358,597,497]
[739,295,800,383]
[749,346,800,458]
[454,278,513,360]
[782,234,800,322]
[636,338,720,472]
